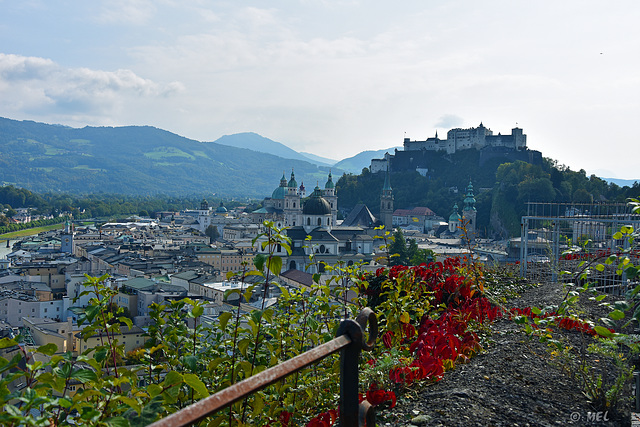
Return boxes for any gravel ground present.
[379,281,636,427]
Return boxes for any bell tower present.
[380,167,394,229]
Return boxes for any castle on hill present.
[371,123,539,174]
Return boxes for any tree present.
[205,225,220,243]
[410,248,435,266]
[4,206,16,218]
[389,229,408,266]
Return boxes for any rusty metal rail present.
[148,308,378,427]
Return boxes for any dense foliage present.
[337,156,640,238]
[0,184,256,222]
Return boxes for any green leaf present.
[600,317,616,328]
[238,338,251,357]
[184,373,210,399]
[254,253,266,271]
[239,361,253,378]
[307,317,319,331]
[595,264,605,272]
[251,393,265,416]
[613,231,623,240]
[513,315,527,325]
[0,338,18,351]
[163,371,183,387]
[262,308,274,324]
[530,307,541,315]
[595,295,607,301]
[609,309,625,320]
[190,304,204,318]
[224,288,241,300]
[251,310,263,325]
[243,286,255,303]
[119,316,133,330]
[218,312,233,330]
[71,368,98,383]
[183,355,198,372]
[267,256,282,276]
[105,416,129,427]
[594,326,614,337]
[313,273,321,284]
[94,348,108,363]
[34,343,57,356]
[614,300,631,311]
[621,225,634,234]
[147,384,162,398]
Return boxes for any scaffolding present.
[518,202,640,294]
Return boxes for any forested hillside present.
[336,154,640,238]
[0,117,332,197]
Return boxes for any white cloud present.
[0,53,182,122]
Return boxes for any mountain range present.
[0,117,396,198]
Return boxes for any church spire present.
[382,166,392,191]
[380,166,394,228]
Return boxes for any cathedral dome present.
[449,203,461,222]
[271,186,285,199]
[303,186,332,215]
[216,202,228,213]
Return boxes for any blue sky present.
[1,1,639,179]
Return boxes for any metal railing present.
[148,308,378,427]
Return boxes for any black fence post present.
[337,307,377,426]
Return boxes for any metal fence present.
[518,202,640,293]
[148,308,378,427]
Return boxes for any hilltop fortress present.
[371,123,541,174]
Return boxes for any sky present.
[1,1,639,179]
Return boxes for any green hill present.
[336,152,640,238]
[0,117,333,197]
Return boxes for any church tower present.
[462,180,477,238]
[60,217,75,254]
[198,198,212,233]
[323,171,338,226]
[284,169,302,227]
[380,167,394,229]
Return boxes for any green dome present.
[449,203,462,222]
[271,186,285,199]
[303,186,331,215]
[325,172,334,189]
[272,172,287,199]
[288,170,297,188]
